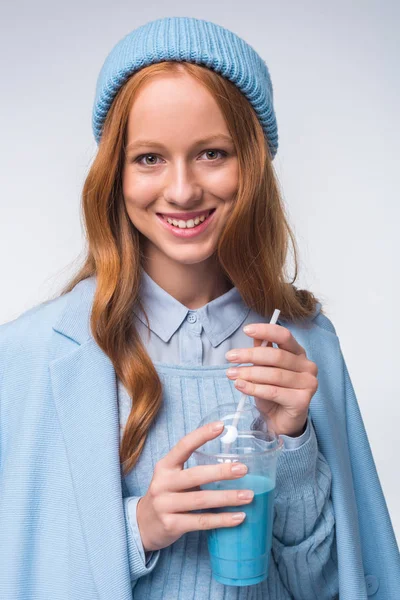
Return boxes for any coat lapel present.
[49,277,133,600]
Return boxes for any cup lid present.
[193,400,284,458]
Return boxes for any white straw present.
[221,308,281,449]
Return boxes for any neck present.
[141,253,233,309]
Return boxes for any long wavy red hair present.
[55,61,323,476]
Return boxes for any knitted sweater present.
[117,271,338,599]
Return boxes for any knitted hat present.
[92,16,278,160]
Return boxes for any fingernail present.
[235,379,246,389]
[243,325,255,334]
[212,421,224,433]
[226,368,239,377]
[225,351,239,360]
[232,512,246,521]
[238,490,254,500]
[231,464,247,474]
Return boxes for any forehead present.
[126,73,230,141]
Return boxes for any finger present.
[171,510,246,534]
[236,382,311,410]
[170,462,248,492]
[227,366,316,390]
[243,323,306,356]
[162,488,254,513]
[228,346,307,373]
[160,421,224,470]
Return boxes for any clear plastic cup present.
[193,400,283,587]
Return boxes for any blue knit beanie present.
[92,16,278,160]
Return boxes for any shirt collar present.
[133,269,251,347]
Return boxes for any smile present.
[156,209,216,238]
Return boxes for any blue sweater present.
[118,270,337,599]
[0,275,398,599]
[119,367,337,599]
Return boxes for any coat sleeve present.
[272,415,339,599]
[341,346,400,597]
[123,496,161,585]
[314,310,400,597]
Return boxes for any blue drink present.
[201,473,275,586]
[193,400,283,587]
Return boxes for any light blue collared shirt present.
[131,269,310,448]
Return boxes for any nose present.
[162,160,202,208]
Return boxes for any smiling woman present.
[66,56,320,478]
[1,14,399,600]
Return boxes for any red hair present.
[56,61,323,476]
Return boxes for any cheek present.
[208,163,239,199]
[122,171,157,210]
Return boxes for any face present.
[122,72,239,273]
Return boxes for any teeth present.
[165,211,210,228]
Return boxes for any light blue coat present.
[0,276,399,599]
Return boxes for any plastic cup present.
[192,400,283,587]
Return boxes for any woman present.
[0,16,398,600]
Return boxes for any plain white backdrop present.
[1,1,399,543]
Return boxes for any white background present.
[1,1,399,542]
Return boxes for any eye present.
[134,154,161,166]
[133,149,227,167]
[201,149,227,161]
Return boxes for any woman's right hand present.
[136,421,254,552]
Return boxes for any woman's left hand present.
[225,323,319,437]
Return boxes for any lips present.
[156,207,216,237]
[157,208,215,221]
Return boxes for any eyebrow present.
[126,134,234,151]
